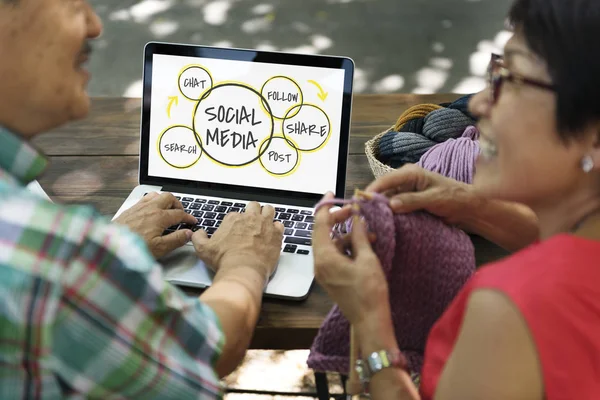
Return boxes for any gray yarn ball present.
[422,108,474,142]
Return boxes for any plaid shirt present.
[0,127,224,399]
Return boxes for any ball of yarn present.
[447,94,475,120]
[417,125,481,184]
[379,131,436,165]
[393,104,443,131]
[378,107,475,169]
[377,95,477,169]
[421,108,475,142]
[400,117,425,133]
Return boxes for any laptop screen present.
[146,53,347,196]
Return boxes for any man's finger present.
[246,201,261,214]
[191,229,210,255]
[156,229,193,256]
[171,195,185,211]
[140,191,159,202]
[274,221,285,234]
[151,192,180,210]
[261,204,275,220]
[161,209,197,228]
[365,165,422,194]
[150,192,184,210]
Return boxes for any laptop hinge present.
[161,184,318,208]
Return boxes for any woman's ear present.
[585,123,600,172]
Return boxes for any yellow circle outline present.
[157,125,202,169]
[192,81,274,169]
[178,65,214,102]
[257,135,301,178]
[259,76,304,120]
[281,103,332,153]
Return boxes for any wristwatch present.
[355,349,408,386]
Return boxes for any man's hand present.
[366,164,477,229]
[191,202,284,282]
[113,192,197,259]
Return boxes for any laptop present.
[113,42,354,300]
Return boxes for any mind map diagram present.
[157,64,333,177]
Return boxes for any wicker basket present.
[365,125,395,179]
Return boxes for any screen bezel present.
[139,41,354,205]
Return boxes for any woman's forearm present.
[355,305,421,400]
[460,190,539,252]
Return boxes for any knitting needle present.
[346,326,362,397]
[346,188,363,398]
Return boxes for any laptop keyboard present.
[159,193,314,255]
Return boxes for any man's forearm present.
[460,192,539,252]
[199,266,266,378]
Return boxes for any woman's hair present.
[509,0,600,139]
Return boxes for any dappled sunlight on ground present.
[90,0,514,98]
[222,350,345,399]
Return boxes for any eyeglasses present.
[487,53,556,104]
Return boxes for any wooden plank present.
[32,94,462,156]
[249,328,319,350]
[33,98,143,156]
[39,155,376,214]
[180,286,332,343]
[39,154,507,274]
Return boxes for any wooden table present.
[33,94,508,350]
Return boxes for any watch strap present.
[355,349,408,386]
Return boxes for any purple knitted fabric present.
[307,126,479,375]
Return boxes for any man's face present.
[0,0,102,136]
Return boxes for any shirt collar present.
[0,126,48,185]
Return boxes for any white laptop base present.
[113,184,316,300]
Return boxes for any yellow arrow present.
[167,96,178,118]
[308,80,328,101]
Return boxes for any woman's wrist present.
[452,183,485,233]
[355,302,399,356]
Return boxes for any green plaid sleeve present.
[53,210,225,399]
[0,185,224,399]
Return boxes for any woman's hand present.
[366,164,476,229]
[312,193,390,325]
[366,165,539,251]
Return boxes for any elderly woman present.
[313,0,600,398]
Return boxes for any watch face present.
[368,352,385,371]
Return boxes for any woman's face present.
[470,33,595,208]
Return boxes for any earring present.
[582,155,595,173]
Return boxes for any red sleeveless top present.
[419,234,600,399]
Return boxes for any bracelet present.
[355,349,408,387]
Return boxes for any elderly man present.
[0,1,284,398]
